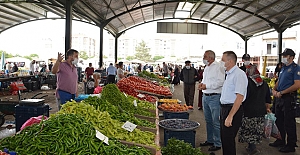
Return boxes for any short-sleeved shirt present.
[220,65,248,104]
[85,67,94,78]
[163,65,168,73]
[277,62,300,91]
[117,68,124,81]
[107,65,117,75]
[56,62,78,98]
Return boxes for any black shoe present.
[198,107,202,110]
[208,146,221,151]
[279,145,295,153]
[269,140,285,147]
[200,141,214,146]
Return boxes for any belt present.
[204,93,220,96]
[221,104,234,107]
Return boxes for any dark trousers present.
[198,90,203,108]
[183,83,195,106]
[107,75,116,84]
[220,105,243,155]
[275,95,297,147]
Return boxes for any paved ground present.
[167,83,300,155]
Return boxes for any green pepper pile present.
[127,95,156,110]
[138,70,169,85]
[0,114,151,155]
[83,96,155,128]
[101,84,155,117]
[57,101,156,146]
[161,138,205,155]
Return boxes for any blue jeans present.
[57,90,75,109]
[203,94,221,147]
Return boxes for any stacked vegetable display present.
[117,76,172,97]
[57,101,156,146]
[162,138,204,155]
[0,114,151,154]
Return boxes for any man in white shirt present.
[199,50,225,152]
[220,51,248,155]
[106,63,117,83]
[30,60,35,74]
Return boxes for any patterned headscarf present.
[246,65,263,87]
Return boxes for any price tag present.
[137,94,145,98]
[133,100,137,107]
[123,92,128,97]
[96,130,109,145]
[122,121,137,132]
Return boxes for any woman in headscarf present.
[238,65,272,154]
[171,65,180,85]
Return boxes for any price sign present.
[122,121,137,132]
[133,100,137,107]
[123,92,128,97]
[96,130,109,145]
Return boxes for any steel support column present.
[245,37,248,54]
[114,33,121,63]
[65,0,73,58]
[277,31,283,63]
[99,27,104,68]
[115,36,118,63]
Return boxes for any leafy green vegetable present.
[161,138,205,155]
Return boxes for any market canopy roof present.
[0,0,300,38]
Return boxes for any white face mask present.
[203,59,209,65]
[72,58,78,65]
[219,61,226,70]
[281,58,288,64]
[186,66,191,69]
[244,61,250,66]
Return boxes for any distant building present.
[71,33,96,57]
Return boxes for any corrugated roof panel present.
[201,5,224,20]
[164,2,177,18]
[192,3,214,19]
[225,11,249,25]
[110,17,124,28]
[153,3,164,19]
[140,0,153,6]
[130,9,143,22]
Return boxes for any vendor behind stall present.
[52,49,79,110]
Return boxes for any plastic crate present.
[164,129,196,147]
[15,104,49,132]
[163,111,189,119]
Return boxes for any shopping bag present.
[264,113,273,139]
[20,115,48,131]
[94,86,103,94]
[264,113,282,140]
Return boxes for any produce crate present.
[15,104,49,132]
[163,111,189,119]
[164,129,196,147]
[134,114,157,123]
[120,140,158,155]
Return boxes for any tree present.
[23,56,33,60]
[153,56,164,61]
[134,40,151,62]
[30,54,39,58]
[103,55,108,59]
[79,51,89,60]
[0,50,14,58]
[15,54,22,57]
[126,56,135,61]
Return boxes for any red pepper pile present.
[117,79,157,103]
[117,76,172,96]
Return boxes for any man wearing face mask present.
[220,51,248,155]
[199,50,225,152]
[269,48,300,153]
[52,49,79,110]
[180,60,200,109]
[239,54,251,72]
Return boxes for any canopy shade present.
[0,0,300,38]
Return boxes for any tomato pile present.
[117,80,157,103]
[117,76,172,96]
